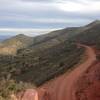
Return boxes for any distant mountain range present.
[0,35,12,41]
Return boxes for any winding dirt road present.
[37,45,96,100]
[19,45,96,100]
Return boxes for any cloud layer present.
[0,0,100,35]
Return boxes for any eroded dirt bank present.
[75,61,100,100]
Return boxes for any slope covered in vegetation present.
[71,20,100,48]
[0,41,84,99]
[0,41,84,86]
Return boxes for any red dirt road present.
[37,45,96,100]
[19,45,96,100]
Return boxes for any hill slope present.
[0,34,33,55]
[72,20,100,47]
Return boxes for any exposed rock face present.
[12,89,38,100]
[10,94,18,100]
[21,89,38,100]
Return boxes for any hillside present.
[17,21,100,55]
[0,41,84,85]
[37,44,96,100]
[0,27,86,99]
[0,20,98,56]
[71,20,100,47]
[2,34,33,46]
[0,38,84,99]
[0,34,33,55]
[35,20,100,100]
[0,26,86,56]
[0,20,100,99]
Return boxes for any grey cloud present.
[0,0,100,29]
[21,0,54,3]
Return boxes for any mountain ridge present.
[0,20,100,55]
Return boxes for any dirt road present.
[37,45,96,100]
[19,45,96,100]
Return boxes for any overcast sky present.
[0,0,100,36]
